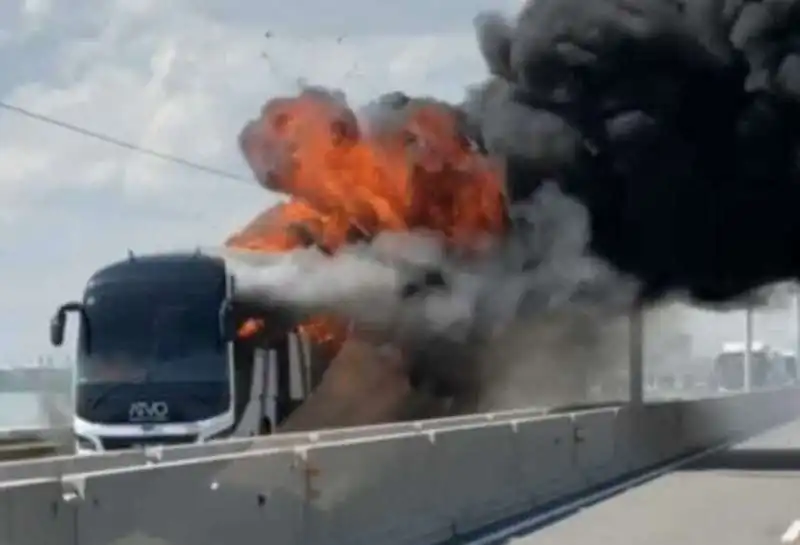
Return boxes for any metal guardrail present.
[0,390,749,463]
[0,425,72,463]
[0,426,68,441]
[0,441,60,461]
[3,388,799,545]
[0,426,71,463]
[0,403,621,475]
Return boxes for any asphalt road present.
[505,417,800,545]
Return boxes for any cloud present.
[0,0,505,362]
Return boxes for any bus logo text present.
[128,401,169,422]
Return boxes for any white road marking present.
[781,520,800,543]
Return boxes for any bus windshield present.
[77,282,228,384]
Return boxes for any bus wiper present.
[86,381,135,409]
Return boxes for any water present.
[0,393,58,430]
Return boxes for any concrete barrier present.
[71,448,304,545]
[618,403,685,471]
[0,427,69,447]
[0,477,76,545]
[0,406,553,483]
[0,450,148,484]
[300,434,445,545]
[0,442,60,463]
[0,426,70,439]
[0,426,72,465]
[571,409,619,486]
[2,388,799,545]
[427,422,528,535]
[514,414,580,506]
[680,388,800,450]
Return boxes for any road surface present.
[504,416,800,545]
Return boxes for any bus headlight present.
[201,427,234,442]
[74,434,98,452]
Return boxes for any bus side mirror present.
[49,301,84,348]
[219,300,237,342]
[50,311,65,347]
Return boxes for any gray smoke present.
[228,182,639,354]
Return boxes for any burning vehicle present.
[50,0,800,450]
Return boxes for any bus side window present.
[252,347,272,434]
[232,342,256,426]
[288,333,308,400]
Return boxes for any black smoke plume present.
[229,0,800,410]
[467,0,800,305]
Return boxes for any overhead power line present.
[0,100,253,182]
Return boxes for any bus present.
[49,250,323,453]
[711,341,793,392]
[772,350,798,386]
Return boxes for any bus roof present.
[86,251,225,290]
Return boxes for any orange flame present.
[226,93,507,357]
[237,318,265,339]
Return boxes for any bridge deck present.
[506,417,800,545]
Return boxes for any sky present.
[0,0,796,366]
[0,0,527,364]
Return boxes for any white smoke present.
[224,183,641,349]
[228,234,481,345]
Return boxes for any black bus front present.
[51,253,238,453]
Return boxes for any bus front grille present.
[100,434,197,450]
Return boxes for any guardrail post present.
[629,304,644,406]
